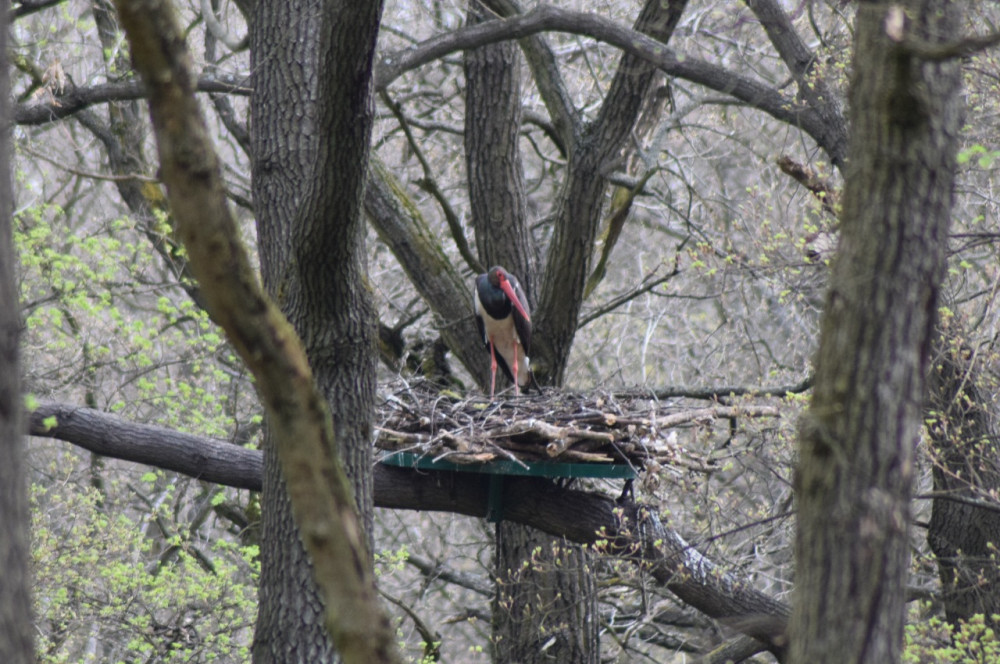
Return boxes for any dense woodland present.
[2,0,1000,662]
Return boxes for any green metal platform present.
[380,450,637,522]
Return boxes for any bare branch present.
[20,144,159,183]
[482,0,579,151]
[374,5,839,162]
[14,73,250,126]
[405,552,493,596]
[614,376,813,401]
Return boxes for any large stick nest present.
[375,380,781,474]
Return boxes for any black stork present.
[474,266,535,398]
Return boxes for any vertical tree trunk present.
[790,1,962,662]
[0,3,34,659]
[250,5,332,659]
[463,4,599,660]
[465,0,535,305]
[250,1,383,662]
[493,523,598,663]
[927,329,1000,629]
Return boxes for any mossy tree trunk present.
[790,1,963,661]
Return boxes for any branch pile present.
[375,382,780,473]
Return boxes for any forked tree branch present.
[374,4,838,162]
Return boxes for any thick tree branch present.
[482,0,579,151]
[28,400,790,655]
[14,73,250,126]
[10,0,65,19]
[614,376,813,401]
[365,158,492,383]
[29,401,263,490]
[534,0,689,385]
[374,4,838,163]
[744,0,847,168]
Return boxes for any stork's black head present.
[482,266,530,322]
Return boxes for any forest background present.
[2,0,1000,662]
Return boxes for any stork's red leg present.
[512,343,520,396]
[488,339,498,399]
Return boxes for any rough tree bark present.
[748,0,1000,636]
[0,1,34,658]
[365,159,490,383]
[790,1,962,661]
[249,1,383,661]
[112,1,399,663]
[927,328,1000,629]
[465,0,535,306]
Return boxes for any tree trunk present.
[790,1,962,662]
[0,3,34,658]
[493,523,599,663]
[927,329,1000,629]
[465,0,535,307]
[463,5,599,660]
[250,1,383,661]
[115,0,399,659]
[250,3,334,658]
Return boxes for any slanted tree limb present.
[365,158,491,384]
[534,0,689,385]
[744,0,847,168]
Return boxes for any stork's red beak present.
[498,275,530,322]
